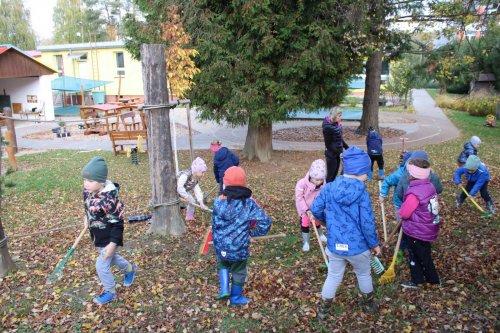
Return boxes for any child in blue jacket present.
[212,166,272,305]
[457,136,481,166]
[210,139,240,195]
[454,155,495,215]
[366,127,384,180]
[310,146,380,319]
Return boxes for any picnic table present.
[80,104,124,135]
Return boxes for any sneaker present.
[93,291,117,304]
[302,242,310,252]
[320,234,327,243]
[401,281,419,289]
[124,263,137,287]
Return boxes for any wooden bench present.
[109,130,148,155]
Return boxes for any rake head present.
[481,211,494,218]
[379,266,395,285]
[46,265,65,285]
[370,256,385,275]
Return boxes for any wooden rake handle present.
[378,181,388,242]
[309,215,329,267]
[72,227,88,250]
[180,198,213,213]
[208,233,286,245]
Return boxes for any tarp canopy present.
[51,75,111,92]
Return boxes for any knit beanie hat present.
[329,107,342,121]
[465,155,480,171]
[342,146,371,176]
[309,159,326,179]
[223,166,246,187]
[81,156,108,183]
[470,136,481,146]
[410,150,429,162]
[210,139,222,153]
[191,157,207,173]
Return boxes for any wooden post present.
[80,85,85,107]
[186,103,194,163]
[2,107,17,154]
[141,44,184,236]
[0,135,17,276]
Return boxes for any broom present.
[379,227,403,285]
[459,185,493,218]
[47,227,87,284]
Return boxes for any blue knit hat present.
[343,146,371,176]
[403,151,413,165]
[410,150,429,162]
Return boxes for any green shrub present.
[436,95,499,116]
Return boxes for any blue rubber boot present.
[230,284,251,305]
[217,269,230,299]
[378,169,385,180]
[368,171,373,181]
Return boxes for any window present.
[115,52,125,76]
[55,55,64,77]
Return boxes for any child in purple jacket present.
[295,159,327,252]
[398,158,440,289]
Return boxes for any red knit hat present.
[223,166,246,186]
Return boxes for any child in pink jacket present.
[295,159,327,251]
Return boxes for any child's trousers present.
[217,259,247,286]
[403,234,439,284]
[458,181,492,204]
[96,247,131,292]
[369,154,384,171]
[322,248,373,299]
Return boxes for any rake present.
[46,227,87,284]
[309,215,329,267]
[370,255,385,275]
[379,227,403,285]
[459,185,493,218]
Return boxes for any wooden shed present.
[0,45,57,119]
[471,73,497,94]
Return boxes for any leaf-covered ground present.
[1,110,498,332]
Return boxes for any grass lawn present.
[0,110,498,332]
[426,88,467,100]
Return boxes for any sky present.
[23,0,57,41]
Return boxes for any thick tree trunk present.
[0,139,16,277]
[242,117,273,162]
[0,219,16,277]
[358,50,383,134]
[141,44,185,236]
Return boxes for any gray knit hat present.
[82,156,108,183]
[465,155,480,171]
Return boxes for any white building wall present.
[0,76,55,120]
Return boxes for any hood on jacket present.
[214,147,230,162]
[332,176,365,206]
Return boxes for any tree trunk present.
[0,136,16,277]
[3,107,17,154]
[358,50,383,134]
[141,44,185,236]
[242,117,273,162]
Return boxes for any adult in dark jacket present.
[211,140,240,194]
[322,108,349,183]
[457,135,481,166]
[396,150,443,203]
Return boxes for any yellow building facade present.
[37,41,144,102]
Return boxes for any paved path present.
[2,89,460,154]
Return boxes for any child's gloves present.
[371,245,381,256]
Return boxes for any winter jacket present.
[295,172,325,218]
[453,163,490,196]
[322,117,349,156]
[213,147,240,184]
[380,165,405,208]
[366,130,383,155]
[457,141,478,164]
[212,186,271,262]
[396,169,442,203]
[84,181,125,247]
[399,179,439,242]
[309,176,379,256]
[177,169,203,204]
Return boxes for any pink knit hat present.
[309,159,326,179]
[191,157,207,173]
